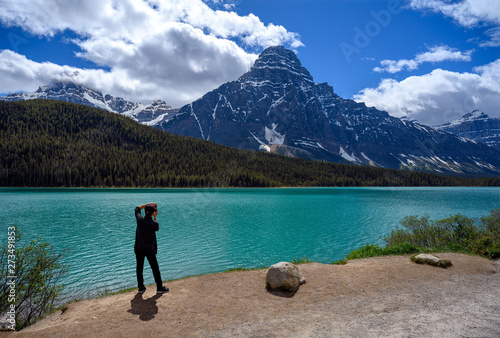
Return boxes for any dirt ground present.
[5,253,500,337]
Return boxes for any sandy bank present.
[6,253,500,337]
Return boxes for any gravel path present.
[7,253,500,337]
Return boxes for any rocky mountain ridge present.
[0,81,178,124]
[435,111,500,151]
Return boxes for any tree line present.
[1,100,499,188]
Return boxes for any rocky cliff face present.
[435,111,500,151]
[157,46,500,176]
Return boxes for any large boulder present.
[266,262,306,292]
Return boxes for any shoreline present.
[6,253,500,337]
[43,250,500,307]
[2,186,500,190]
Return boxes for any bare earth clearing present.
[6,253,500,337]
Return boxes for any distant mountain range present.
[2,46,500,176]
[5,99,496,187]
[434,111,500,151]
[0,80,178,125]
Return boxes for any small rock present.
[412,253,452,268]
[266,262,306,292]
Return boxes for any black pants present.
[135,251,163,289]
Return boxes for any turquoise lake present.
[1,187,499,300]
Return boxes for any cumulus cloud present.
[410,0,500,48]
[369,1,500,125]
[0,0,303,107]
[480,27,500,47]
[409,0,500,27]
[374,45,473,73]
[355,59,500,125]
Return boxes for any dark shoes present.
[157,286,169,294]
[138,286,169,294]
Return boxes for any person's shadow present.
[127,293,163,321]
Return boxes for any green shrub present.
[345,242,421,260]
[385,215,454,248]
[384,209,500,259]
[481,209,500,238]
[0,227,69,330]
[437,214,481,247]
[381,242,422,255]
[440,243,471,254]
[488,242,500,259]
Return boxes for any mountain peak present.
[258,45,297,58]
[253,45,302,68]
[435,110,500,150]
[240,45,313,85]
[436,110,491,129]
[462,110,489,121]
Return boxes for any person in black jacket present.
[134,203,169,294]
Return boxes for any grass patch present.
[94,286,137,298]
[345,242,422,260]
[225,267,254,272]
[332,259,347,265]
[291,256,314,264]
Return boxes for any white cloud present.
[0,49,110,92]
[409,0,500,27]
[374,45,473,73]
[409,0,500,49]
[355,59,500,125]
[0,0,303,107]
[480,27,500,47]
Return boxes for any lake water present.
[1,187,499,300]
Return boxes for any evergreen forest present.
[1,100,499,188]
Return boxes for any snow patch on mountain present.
[265,123,285,145]
[339,147,358,162]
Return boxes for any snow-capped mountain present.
[0,80,178,124]
[156,46,500,175]
[434,111,500,151]
[2,47,499,176]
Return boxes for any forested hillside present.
[1,100,498,187]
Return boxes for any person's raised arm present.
[137,202,157,210]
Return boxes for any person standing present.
[134,203,169,294]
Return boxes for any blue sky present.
[0,0,499,125]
